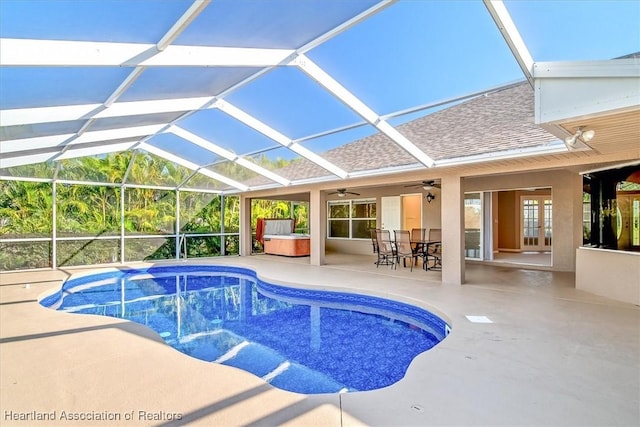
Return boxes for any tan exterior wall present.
[422,190,441,232]
[576,247,640,305]
[326,238,373,255]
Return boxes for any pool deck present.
[1,254,639,426]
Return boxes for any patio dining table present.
[410,239,441,271]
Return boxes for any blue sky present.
[1,0,639,169]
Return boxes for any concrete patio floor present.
[1,254,638,426]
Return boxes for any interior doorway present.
[401,194,422,231]
[381,194,422,232]
[520,196,552,251]
[466,188,552,267]
[495,188,552,266]
[617,192,640,251]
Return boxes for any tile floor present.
[1,254,638,426]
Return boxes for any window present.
[582,165,640,251]
[328,199,376,239]
[464,193,481,258]
[582,193,591,243]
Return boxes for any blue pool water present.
[40,265,450,394]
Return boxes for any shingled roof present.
[263,82,559,184]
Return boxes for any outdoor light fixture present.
[564,127,595,149]
[426,192,436,203]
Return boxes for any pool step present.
[262,361,291,382]
[173,331,352,394]
[220,342,351,394]
[221,342,287,377]
[214,341,250,363]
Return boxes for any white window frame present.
[327,198,376,240]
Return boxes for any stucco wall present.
[576,247,640,305]
[326,238,372,255]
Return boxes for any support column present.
[441,174,465,285]
[239,194,252,256]
[309,189,326,266]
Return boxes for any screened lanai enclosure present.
[1,0,638,271]
[0,155,310,270]
[0,158,241,270]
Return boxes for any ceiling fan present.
[405,180,441,190]
[329,188,361,198]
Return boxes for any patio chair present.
[410,228,426,242]
[375,229,396,268]
[394,229,415,271]
[369,229,379,254]
[370,228,381,265]
[410,227,426,263]
[422,228,442,270]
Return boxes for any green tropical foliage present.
[0,181,52,237]
[0,180,53,269]
[0,151,306,270]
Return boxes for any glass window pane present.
[464,193,481,258]
[583,193,591,244]
[329,202,349,218]
[544,199,553,246]
[292,203,309,233]
[352,219,376,239]
[352,200,375,218]
[329,220,349,238]
[523,199,539,239]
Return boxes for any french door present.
[617,194,640,251]
[521,196,552,251]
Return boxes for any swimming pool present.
[40,265,450,394]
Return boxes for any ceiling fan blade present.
[329,188,359,196]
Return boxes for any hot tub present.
[264,234,310,257]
